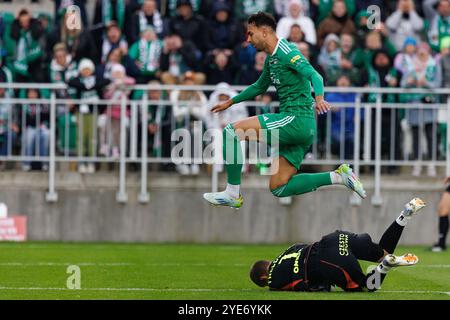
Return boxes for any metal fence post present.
[46,91,58,202]
[130,101,138,160]
[139,93,150,203]
[116,94,128,203]
[371,94,383,206]
[350,93,362,206]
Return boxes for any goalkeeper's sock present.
[438,216,449,247]
[223,124,243,186]
[376,263,391,274]
[225,183,240,198]
[379,220,405,254]
[271,172,332,197]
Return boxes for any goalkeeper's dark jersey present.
[267,243,311,291]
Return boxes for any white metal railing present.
[0,83,449,205]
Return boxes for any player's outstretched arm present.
[211,99,234,113]
[210,58,271,114]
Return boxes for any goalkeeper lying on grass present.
[250,198,425,292]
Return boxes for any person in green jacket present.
[7,9,45,83]
[203,12,366,210]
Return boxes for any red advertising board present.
[0,216,27,241]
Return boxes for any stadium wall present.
[0,171,442,245]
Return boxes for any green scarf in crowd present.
[102,0,125,29]
[13,30,43,77]
[129,38,163,75]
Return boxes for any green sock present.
[271,172,332,197]
[223,124,242,185]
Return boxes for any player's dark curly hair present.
[249,260,270,287]
[247,12,277,30]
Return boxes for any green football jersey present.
[232,38,324,117]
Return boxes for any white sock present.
[376,263,391,274]
[225,183,240,198]
[330,171,343,184]
[396,214,408,227]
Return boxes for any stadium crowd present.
[0,0,449,175]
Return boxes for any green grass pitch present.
[0,242,448,300]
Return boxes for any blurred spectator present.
[53,0,88,28]
[8,9,45,83]
[206,82,248,130]
[236,50,265,85]
[96,47,140,80]
[94,0,126,31]
[102,64,135,158]
[234,0,275,22]
[137,80,172,160]
[312,0,355,25]
[317,0,356,47]
[160,34,205,84]
[276,0,317,45]
[20,88,49,171]
[365,49,402,173]
[101,21,128,64]
[437,36,450,158]
[234,24,257,79]
[354,9,371,48]
[170,71,208,175]
[438,36,450,86]
[0,84,18,166]
[204,49,238,84]
[423,0,450,53]
[168,0,207,55]
[129,26,163,83]
[161,0,208,17]
[354,30,397,69]
[49,43,78,113]
[128,0,164,44]
[394,37,417,75]
[37,13,54,64]
[400,43,441,177]
[205,2,242,52]
[205,82,248,171]
[324,74,357,160]
[386,0,424,52]
[274,0,311,18]
[287,24,306,43]
[57,103,78,159]
[47,10,98,63]
[318,33,341,85]
[68,59,111,173]
[339,33,359,85]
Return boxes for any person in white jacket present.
[171,71,209,175]
[385,0,424,51]
[206,82,248,173]
[276,0,317,45]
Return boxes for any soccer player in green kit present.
[203,12,366,209]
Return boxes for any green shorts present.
[258,112,316,170]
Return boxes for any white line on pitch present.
[0,287,449,295]
[0,287,255,292]
[0,262,247,267]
